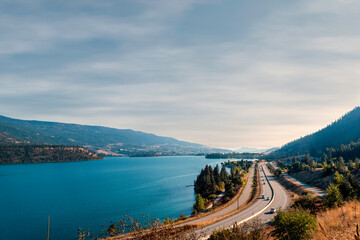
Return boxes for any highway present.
[194,162,291,237]
[182,165,256,226]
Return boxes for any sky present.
[1,0,360,150]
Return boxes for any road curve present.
[194,162,291,237]
[256,163,291,223]
[182,164,256,226]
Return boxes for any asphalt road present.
[256,163,291,222]
[194,162,291,237]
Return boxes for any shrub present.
[324,183,342,207]
[193,194,205,214]
[177,213,187,221]
[271,209,317,240]
[292,196,324,214]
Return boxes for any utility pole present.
[47,216,50,240]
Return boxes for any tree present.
[336,157,345,172]
[274,168,282,177]
[177,213,187,221]
[302,153,311,165]
[225,182,236,198]
[271,210,317,240]
[163,217,173,225]
[213,164,220,185]
[207,166,216,196]
[333,171,345,186]
[194,165,216,198]
[325,183,342,207]
[220,165,229,183]
[333,171,355,200]
[193,194,205,213]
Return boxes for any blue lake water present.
[0,156,226,240]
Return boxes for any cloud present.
[1,0,360,149]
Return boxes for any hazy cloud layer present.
[1,0,360,149]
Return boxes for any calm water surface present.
[0,156,225,240]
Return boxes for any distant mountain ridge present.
[234,147,279,153]
[269,107,360,158]
[235,147,267,153]
[0,115,225,156]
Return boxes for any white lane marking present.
[199,164,276,240]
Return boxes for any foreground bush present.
[271,209,317,240]
[209,219,265,240]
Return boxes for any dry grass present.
[314,200,360,240]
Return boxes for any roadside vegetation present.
[261,139,360,240]
[208,219,266,240]
[193,160,252,214]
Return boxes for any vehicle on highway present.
[270,208,276,213]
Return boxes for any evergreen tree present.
[205,166,216,197]
[325,183,343,207]
[213,164,220,185]
[193,194,205,213]
[220,165,229,183]
[194,165,216,198]
[302,153,311,165]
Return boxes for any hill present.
[0,144,103,164]
[269,107,360,158]
[0,115,223,156]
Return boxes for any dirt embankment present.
[290,170,334,191]
[276,174,310,196]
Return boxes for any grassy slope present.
[315,200,360,240]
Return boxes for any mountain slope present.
[269,107,360,158]
[0,115,220,156]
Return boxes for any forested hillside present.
[0,145,103,164]
[269,107,360,158]
[0,115,223,156]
